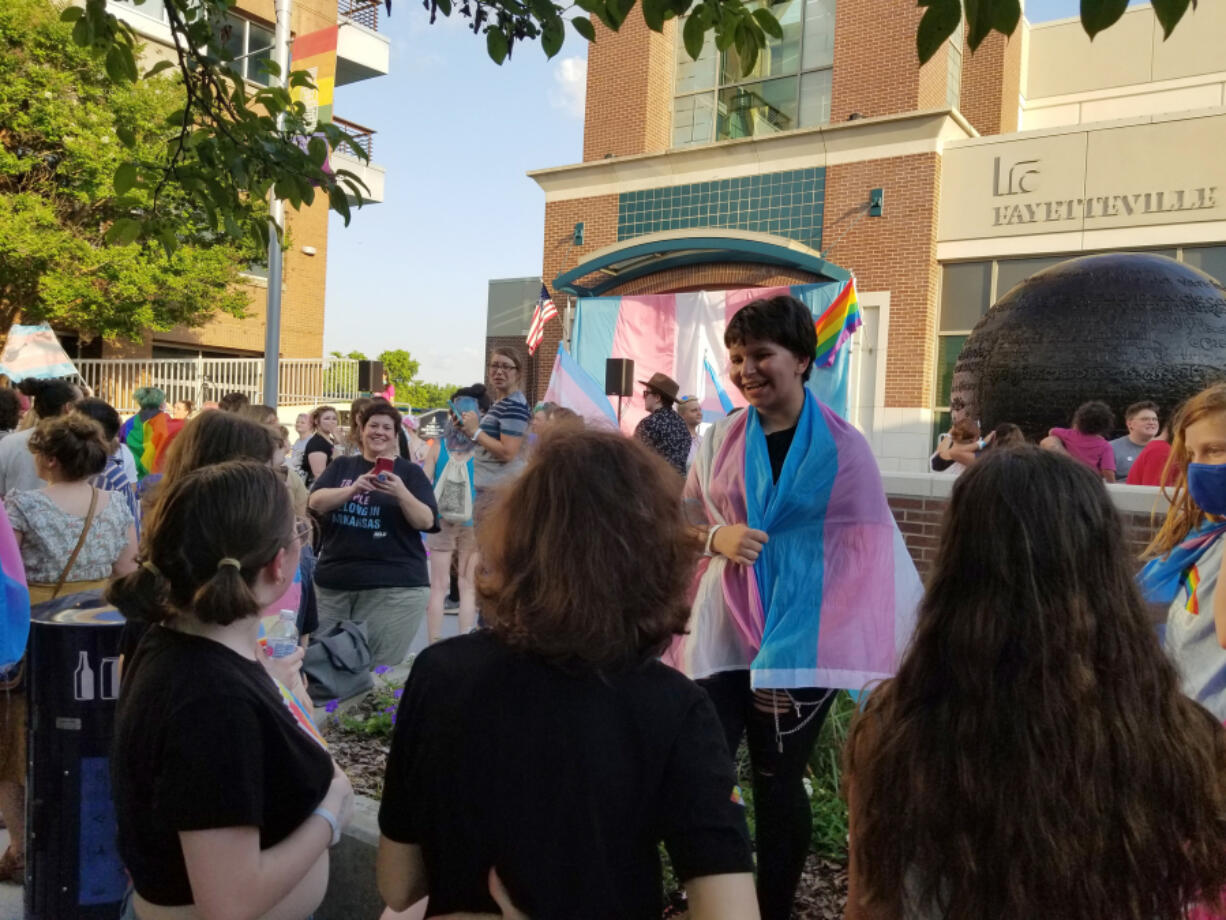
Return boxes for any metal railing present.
[333,116,375,159]
[338,0,380,31]
[73,357,361,415]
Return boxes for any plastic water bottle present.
[266,609,300,659]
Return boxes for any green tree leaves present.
[916,0,1195,62]
[0,0,254,340]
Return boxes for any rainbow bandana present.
[1138,519,1226,607]
[119,411,171,480]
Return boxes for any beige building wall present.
[1021,3,1226,130]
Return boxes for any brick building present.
[517,0,1226,471]
[87,0,389,361]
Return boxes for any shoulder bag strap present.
[52,486,99,601]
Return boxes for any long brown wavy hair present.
[1145,382,1226,558]
[846,447,1226,920]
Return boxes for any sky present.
[322,0,1092,385]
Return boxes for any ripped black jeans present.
[698,670,836,920]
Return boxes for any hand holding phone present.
[373,457,394,481]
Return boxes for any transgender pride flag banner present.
[568,279,860,433]
[542,344,619,429]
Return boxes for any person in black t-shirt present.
[377,428,757,920]
[110,462,353,919]
[301,404,340,487]
[308,402,439,667]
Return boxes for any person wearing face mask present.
[662,295,921,920]
[1140,383,1226,720]
[308,404,440,668]
[423,385,490,643]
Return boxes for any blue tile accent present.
[616,167,825,251]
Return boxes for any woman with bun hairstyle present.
[110,462,353,920]
[1140,382,1226,720]
[846,447,1226,920]
[0,414,138,882]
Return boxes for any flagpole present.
[563,297,573,350]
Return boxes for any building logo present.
[993,157,1040,197]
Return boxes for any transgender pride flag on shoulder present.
[567,279,861,432]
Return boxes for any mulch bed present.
[326,716,849,919]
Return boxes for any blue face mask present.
[1186,462,1226,516]
[444,418,474,455]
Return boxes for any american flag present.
[525,284,558,356]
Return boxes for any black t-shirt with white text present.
[311,454,439,590]
[111,625,334,906]
[379,631,753,919]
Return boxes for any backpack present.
[434,453,474,524]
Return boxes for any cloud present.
[548,56,586,120]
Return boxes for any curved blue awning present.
[552,230,850,296]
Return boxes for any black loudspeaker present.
[357,360,384,392]
[605,358,635,397]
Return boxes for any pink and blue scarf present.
[666,391,921,689]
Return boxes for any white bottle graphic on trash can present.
[74,651,94,701]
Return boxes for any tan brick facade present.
[582,14,675,162]
[958,31,1023,136]
[821,153,941,409]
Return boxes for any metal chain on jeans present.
[772,688,837,752]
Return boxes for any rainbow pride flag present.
[1181,565,1201,614]
[814,279,861,368]
[119,412,171,480]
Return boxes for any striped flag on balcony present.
[525,284,558,356]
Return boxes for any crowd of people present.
[933,397,1175,486]
[0,296,1222,920]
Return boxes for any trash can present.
[26,593,127,920]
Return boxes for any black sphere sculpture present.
[950,253,1226,442]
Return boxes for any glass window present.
[720,0,802,83]
[935,335,968,409]
[1183,245,1226,285]
[672,94,716,148]
[675,30,717,95]
[994,256,1065,300]
[800,0,835,70]
[216,14,275,86]
[946,19,963,110]
[798,69,832,128]
[940,262,991,332]
[717,77,798,140]
[108,0,168,22]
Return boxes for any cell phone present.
[373,457,394,478]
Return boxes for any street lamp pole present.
[262,0,292,408]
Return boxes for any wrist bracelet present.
[313,806,341,847]
[704,523,725,557]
